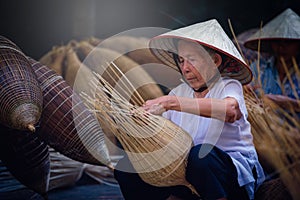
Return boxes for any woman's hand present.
[142,95,243,123]
[142,96,176,115]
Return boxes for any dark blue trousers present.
[114,144,249,200]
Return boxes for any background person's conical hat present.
[149,19,252,85]
[244,8,300,52]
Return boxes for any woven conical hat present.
[149,19,252,85]
[244,8,300,52]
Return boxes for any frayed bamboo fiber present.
[81,68,198,196]
[28,57,113,169]
[0,124,50,196]
[0,36,42,132]
[75,40,164,106]
[244,88,300,199]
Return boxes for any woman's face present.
[177,40,219,90]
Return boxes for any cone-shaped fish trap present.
[0,36,42,131]
[28,58,112,168]
[81,64,197,195]
[244,88,300,199]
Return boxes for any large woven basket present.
[82,73,198,196]
[0,36,42,131]
[28,57,112,168]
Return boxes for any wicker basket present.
[28,57,112,168]
[0,36,42,131]
[82,72,198,196]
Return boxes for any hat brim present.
[244,8,300,52]
[244,38,300,52]
[149,35,253,85]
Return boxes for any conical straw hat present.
[149,19,252,85]
[244,8,300,52]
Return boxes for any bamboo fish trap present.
[0,36,42,132]
[88,35,165,66]
[28,57,112,168]
[81,62,198,195]
[38,39,166,155]
[0,124,50,196]
[39,39,164,106]
[244,88,300,199]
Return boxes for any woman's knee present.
[187,144,216,171]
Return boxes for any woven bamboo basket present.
[81,69,198,196]
[38,38,166,156]
[244,88,300,199]
[64,44,94,95]
[28,57,112,168]
[0,124,50,196]
[39,45,66,76]
[0,36,43,132]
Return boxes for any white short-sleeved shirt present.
[162,77,265,199]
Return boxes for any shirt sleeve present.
[220,79,249,121]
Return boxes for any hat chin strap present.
[192,72,220,93]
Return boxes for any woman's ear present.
[213,53,222,67]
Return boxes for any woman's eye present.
[178,57,184,64]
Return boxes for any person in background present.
[244,8,300,115]
[114,19,265,200]
[232,28,270,65]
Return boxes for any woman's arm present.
[142,95,242,123]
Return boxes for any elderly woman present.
[114,19,265,200]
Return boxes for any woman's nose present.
[181,60,191,72]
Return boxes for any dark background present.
[1,0,299,60]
